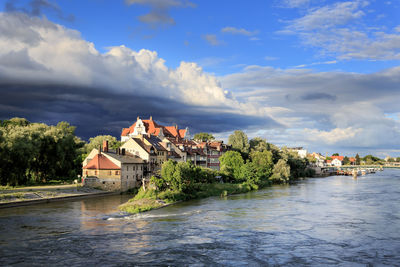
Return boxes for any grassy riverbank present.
[119,182,264,214]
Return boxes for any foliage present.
[343,156,350,165]
[249,137,268,153]
[219,151,244,182]
[355,153,361,165]
[228,130,250,155]
[270,159,290,183]
[84,135,121,154]
[0,118,84,186]
[332,153,339,156]
[193,132,215,142]
[362,154,382,165]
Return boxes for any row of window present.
[126,165,143,171]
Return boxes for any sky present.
[0,0,400,157]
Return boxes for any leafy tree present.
[343,156,350,165]
[270,159,290,183]
[332,153,339,156]
[249,137,268,153]
[397,157,400,162]
[228,130,250,155]
[355,153,361,165]
[193,132,215,142]
[250,150,274,180]
[85,135,121,154]
[219,151,244,182]
[161,160,177,187]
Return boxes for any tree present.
[355,153,361,165]
[397,157,400,162]
[332,153,339,156]
[85,135,121,153]
[250,150,274,180]
[249,137,268,153]
[193,132,214,142]
[270,159,290,183]
[343,156,350,165]
[219,151,244,182]
[228,130,250,155]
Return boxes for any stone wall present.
[83,177,121,191]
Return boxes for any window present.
[94,170,97,175]
[115,170,119,175]
[85,171,88,176]
[108,171,111,175]
[126,166,129,171]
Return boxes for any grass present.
[0,192,25,201]
[119,182,263,214]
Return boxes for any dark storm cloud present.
[301,92,337,101]
[4,0,74,22]
[0,83,275,140]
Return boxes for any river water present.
[1,169,399,266]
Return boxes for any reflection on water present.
[1,170,400,266]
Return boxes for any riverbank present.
[0,184,114,208]
[119,182,263,214]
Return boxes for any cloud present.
[221,64,400,153]
[202,34,222,46]
[0,12,280,139]
[281,0,400,60]
[221,26,258,36]
[4,0,75,21]
[125,0,195,28]
[282,0,310,8]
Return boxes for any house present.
[82,141,145,191]
[331,156,344,167]
[120,134,168,175]
[349,157,356,165]
[288,147,307,159]
[121,116,190,142]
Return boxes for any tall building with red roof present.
[121,116,190,142]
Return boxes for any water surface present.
[1,169,399,266]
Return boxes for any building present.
[331,156,344,167]
[288,147,308,159]
[82,141,145,191]
[121,116,190,142]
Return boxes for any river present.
[1,169,399,266]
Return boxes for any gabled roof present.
[104,151,145,164]
[121,117,187,139]
[332,156,344,161]
[83,154,120,170]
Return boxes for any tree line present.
[0,118,84,186]
[150,130,315,199]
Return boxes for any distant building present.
[82,141,145,191]
[288,147,308,159]
[121,116,190,142]
[331,156,344,167]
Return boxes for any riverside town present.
[1,1,400,265]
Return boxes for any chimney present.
[103,140,109,153]
[98,145,101,154]
[121,148,126,155]
[137,116,139,121]
[175,124,178,130]
[150,116,152,121]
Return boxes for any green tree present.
[250,150,274,180]
[85,135,121,154]
[396,157,400,162]
[343,156,350,165]
[270,159,290,183]
[161,160,177,187]
[228,130,250,155]
[193,132,215,142]
[355,153,361,165]
[219,151,244,182]
[332,153,339,156]
[249,137,268,153]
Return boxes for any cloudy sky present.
[1,0,400,157]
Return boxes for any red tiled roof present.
[121,118,185,139]
[331,156,344,161]
[349,157,356,162]
[83,154,120,170]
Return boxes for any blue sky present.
[1,0,400,157]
